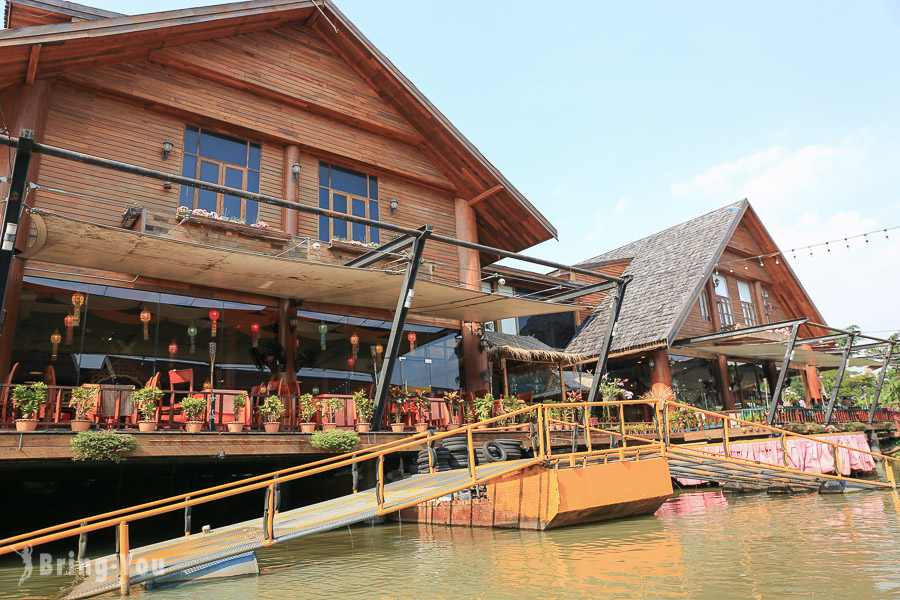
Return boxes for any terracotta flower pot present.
[390,423,405,433]
[321,422,337,431]
[264,422,281,433]
[70,420,91,432]
[138,421,157,432]
[15,419,38,432]
[415,423,429,433]
[185,422,203,433]
[356,423,371,433]
[446,423,461,430]
[300,422,316,433]
[227,422,244,433]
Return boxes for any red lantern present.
[64,314,74,345]
[407,331,417,351]
[209,309,220,335]
[251,322,260,348]
[168,339,178,358]
[140,308,152,341]
[347,357,356,371]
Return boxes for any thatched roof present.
[483,330,588,366]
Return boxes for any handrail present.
[665,400,900,465]
[0,403,541,554]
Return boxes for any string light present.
[775,255,779,265]
[845,238,850,249]
[826,242,830,254]
[809,247,813,257]
[865,234,869,245]
[886,229,890,240]
[759,258,764,267]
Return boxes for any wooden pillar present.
[752,281,768,324]
[282,145,300,236]
[799,344,821,402]
[501,358,509,397]
[454,197,488,392]
[706,277,722,332]
[559,362,566,401]
[0,80,53,383]
[278,299,297,383]
[717,355,736,411]
[648,347,673,399]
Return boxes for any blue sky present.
[59,1,900,335]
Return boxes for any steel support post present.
[0,129,33,335]
[766,323,800,425]
[370,227,432,430]
[868,346,894,424]
[824,334,854,425]
[586,278,631,403]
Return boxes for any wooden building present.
[0,0,577,408]
[561,200,845,410]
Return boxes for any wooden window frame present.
[318,162,380,244]
[180,126,261,222]
[699,291,711,322]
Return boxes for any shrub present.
[299,393,317,422]
[844,422,867,432]
[70,431,137,463]
[474,393,494,422]
[181,396,207,422]
[309,429,360,453]
[353,390,373,422]
[319,397,344,422]
[259,395,285,422]
[134,386,163,422]
[68,387,96,420]
[12,382,47,419]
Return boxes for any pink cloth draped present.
[675,433,875,486]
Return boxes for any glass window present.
[180,126,261,224]
[699,291,711,322]
[317,162,380,244]
[737,281,753,304]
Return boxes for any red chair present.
[161,369,193,427]
[41,365,66,423]
[0,362,20,425]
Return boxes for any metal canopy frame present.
[823,333,854,425]
[0,130,33,334]
[586,276,632,403]
[544,280,617,303]
[343,225,428,269]
[672,318,808,347]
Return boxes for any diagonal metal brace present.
[344,225,429,269]
[544,280,617,303]
[370,225,433,430]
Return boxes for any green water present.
[3,490,900,599]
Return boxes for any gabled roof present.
[567,200,829,357]
[4,0,119,29]
[567,200,767,356]
[0,0,556,255]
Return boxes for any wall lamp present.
[162,140,174,161]
[389,198,398,215]
[291,163,301,181]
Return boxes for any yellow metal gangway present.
[1,399,896,598]
[0,402,665,599]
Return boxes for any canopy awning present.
[689,343,884,369]
[22,211,582,323]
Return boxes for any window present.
[699,291,711,322]
[179,126,261,223]
[736,281,758,326]
[497,284,518,334]
[318,162,379,244]
[713,275,734,327]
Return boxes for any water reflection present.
[3,491,900,599]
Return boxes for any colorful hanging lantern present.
[311,386,320,396]
[209,309,220,335]
[407,331,417,351]
[251,322,260,348]
[50,329,61,360]
[71,292,85,326]
[168,339,178,359]
[318,321,328,350]
[140,307,152,341]
[350,332,359,359]
[64,314,74,345]
[347,357,356,371]
[187,321,198,353]
[376,344,383,356]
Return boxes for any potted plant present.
[412,390,430,432]
[181,396,207,433]
[134,386,163,432]
[499,394,523,427]
[68,387,96,432]
[228,392,247,433]
[474,393,494,428]
[298,393,317,433]
[389,386,407,432]
[353,390,374,433]
[320,397,343,431]
[444,391,461,430]
[259,395,285,433]
[11,382,47,432]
